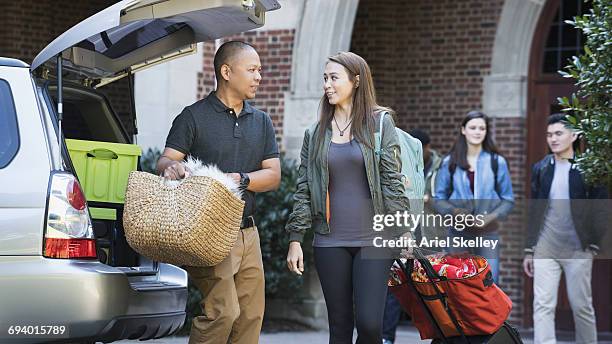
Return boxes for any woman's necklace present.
[333,116,353,136]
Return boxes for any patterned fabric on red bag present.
[411,253,487,282]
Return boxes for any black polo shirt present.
[165,91,279,220]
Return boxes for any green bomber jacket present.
[285,113,410,243]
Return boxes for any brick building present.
[1,0,609,333]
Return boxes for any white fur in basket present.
[164,156,243,199]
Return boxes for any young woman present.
[432,111,514,283]
[284,51,409,344]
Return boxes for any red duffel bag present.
[388,253,512,340]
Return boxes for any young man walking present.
[157,41,281,344]
[523,113,607,344]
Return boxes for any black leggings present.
[314,247,393,344]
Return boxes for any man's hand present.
[453,208,471,216]
[287,241,304,276]
[400,231,415,258]
[523,254,534,278]
[476,213,497,228]
[157,148,187,179]
[227,173,241,184]
[163,161,189,180]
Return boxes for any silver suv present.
[0,1,279,343]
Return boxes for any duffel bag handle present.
[412,247,446,282]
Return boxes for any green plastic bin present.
[89,207,117,220]
[66,139,142,204]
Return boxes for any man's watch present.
[239,172,250,191]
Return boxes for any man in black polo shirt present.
[157,41,280,344]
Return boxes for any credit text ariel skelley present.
[370,211,499,250]
[372,236,499,250]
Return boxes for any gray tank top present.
[313,139,376,247]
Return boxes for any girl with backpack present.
[284,51,410,344]
[432,111,514,283]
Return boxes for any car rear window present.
[0,79,19,168]
[80,20,188,59]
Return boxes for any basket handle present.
[87,148,118,160]
[158,174,188,188]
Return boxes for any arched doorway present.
[525,0,611,332]
[527,0,586,171]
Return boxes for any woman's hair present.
[316,51,393,149]
[448,110,500,172]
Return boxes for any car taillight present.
[44,173,96,259]
[44,238,96,259]
[67,179,86,210]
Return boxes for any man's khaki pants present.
[184,226,265,344]
[533,249,597,344]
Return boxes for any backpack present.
[375,113,425,215]
[446,153,500,198]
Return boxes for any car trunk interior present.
[48,84,155,274]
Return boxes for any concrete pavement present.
[112,327,425,344]
[112,326,612,343]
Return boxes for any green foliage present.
[179,282,203,335]
[558,0,612,189]
[255,155,313,300]
[140,147,162,174]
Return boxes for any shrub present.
[140,147,162,174]
[255,155,313,300]
[559,0,612,190]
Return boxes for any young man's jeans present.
[382,291,402,343]
[533,248,597,344]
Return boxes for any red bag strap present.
[410,249,473,343]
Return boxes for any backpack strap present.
[446,157,455,199]
[374,111,387,161]
[491,153,500,197]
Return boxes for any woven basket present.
[123,171,245,267]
